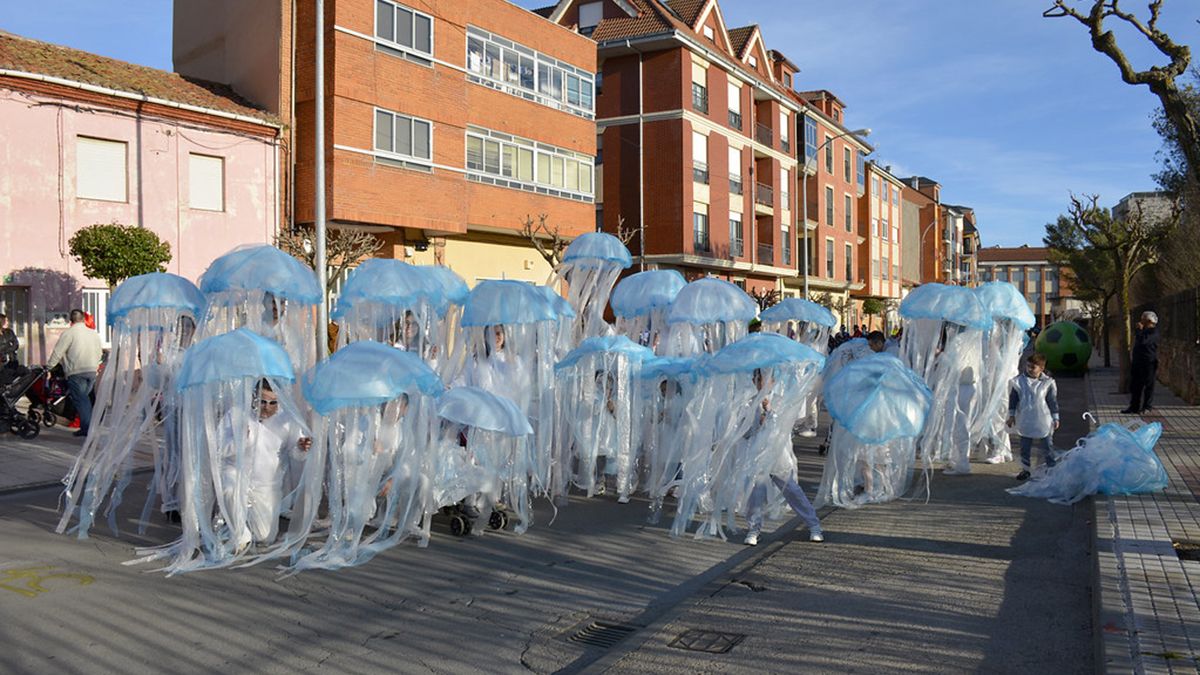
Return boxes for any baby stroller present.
[25,366,76,429]
[0,365,43,439]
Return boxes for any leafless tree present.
[748,287,782,312]
[520,214,569,268]
[1045,0,1200,184]
[614,215,638,246]
[275,226,382,295]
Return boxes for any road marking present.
[0,566,94,598]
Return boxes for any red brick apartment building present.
[173,0,597,284]
[977,245,1080,327]
[544,0,804,295]
[900,176,948,284]
[855,161,905,302]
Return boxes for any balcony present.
[755,182,773,207]
[757,243,774,266]
[782,238,792,266]
[730,238,744,258]
[781,138,790,154]
[756,123,773,147]
[729,176,743,195]
[691,84,708,114]
[692,161,709,184]
[728,110,742,129]
[693,238,711,256]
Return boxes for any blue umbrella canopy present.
[301,341,442,415]
[667,277,757,325]
[610,269,687,318]
[332,258,445,318]
[974,281,1036,330]
[555,335,655,371]
[199,245,321,304]
[425,265,470,306]
[176,328,294,390]
[460,280,558,327]
[537,285,577,319]
[758,298,837,327]
[898,283,990,329]
[700,333,825,376]
[561,232,633,269]
[436,386,532,436]
[640,356,697,381]
[823,353,932,444]
[108,272,205,321]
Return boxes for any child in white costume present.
[1008,352,1060,481]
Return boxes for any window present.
[376,0,433,58]
[703,25,715,40]
[844,243,853,280]
[871,218,878,238]
[465,126,591,199]
[893,263,899,283]
[872,175,880,199]
[693,204,710,252]
[856,151,865,188]
[881,212,889,241]
[692,131,708,184]
[996,268,1008,282]
[76,136,127,202]
[1012,267,1024,284]
[691,61,708,113]
[803,116,817,165]
[466,26,593,115]
[844,194,853,232]
[882,255,890,280]
[825,186,834,225]
[728,146,742,194]
[843,147,851,182]
[375,108,432,162]
[727,82,742,128]
[780,168,789,209]
[730,211,744,257]
[824,135,833,173]
[748,54,757,68]
[579,1,602,31]
[188,154,224,211]
[81,288,112,348]
[779,111,789,151]
[826,239,835,278]
[872,258,879,279]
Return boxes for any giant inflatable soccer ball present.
[1036,320,1092,374]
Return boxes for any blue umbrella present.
[301,341,442,415]
[899,283,990,329]
[561,232,633,269]
[460,280,558,327]
[758,298,837,327]
[109,272,205,321]
[974,281,1035,329]
[176,328,294,390]
[667,277,757,325]
[437,386,532,436]
[823,354,932,444]
[610,270,687,318]
[199,245,321,304]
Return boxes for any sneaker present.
[983,455,1005,465]
[743,532,759,547]
[809,530,824,543]
[1015,470,1031,481]
[798,430,817,438]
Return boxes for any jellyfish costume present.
[610,269,687,352]
[197,244,322,374]
[760,298,838,434]
[131,329,307,574]
[459,280,559,491]
[434,386,534,534]
[57,272,205,538]
[639,356,697,522]
[815,354,932,508]
[662,277,758,357]
[332,259,447,372]
[283,341,442,572]
[552,232,632,342]
[551,336,653,502]
[424,265,470,379]
[1008,422,1166,504]
[970,282,1036,464]
[898,284,990,474]
[671,334,824,540]
[537,284,579,360]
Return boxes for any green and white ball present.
[1035,320,1092,374]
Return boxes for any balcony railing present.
[755,182,773,207]
[781,138,790,153]
[693,237,711,255]
[730,238,744,258]
[691,84,708,114]
[782,239,792,266]
[728,110,742,129]
[756,123,773,146]
[729,176,743,195]
[692,161,709,184]
[757,243,774,266]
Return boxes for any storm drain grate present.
[1174,541,1200,562]
[668,629,746,654]
[568,621,638,649]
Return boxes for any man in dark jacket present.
[1122,311,1159,414]
[0,313,17,366]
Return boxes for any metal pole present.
[633,42,645,271]
[801,162,809,298]
[314,0,329,355]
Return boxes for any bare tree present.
[748,287,782,312]
[614,215,638,246]
[520,214,569,268]
[275,226,382,294]
[1045,1,1200,185]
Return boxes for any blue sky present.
[5,1,1197,247]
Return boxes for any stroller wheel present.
[15,418,39,440]
[26,410,41,427]
[449,515,469,537]
[488,511,505,530]
[42,411,57,428]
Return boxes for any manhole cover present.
[568,621,638,649]
[668,629,746,654]
[1174,541,1200,562]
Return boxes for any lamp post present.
[918,218,939,285]
[800,127,870,299]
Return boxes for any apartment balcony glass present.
[756,123,773,146]
[730,237,744,258]
[758,243,774,266]
[693,212,710,254]
[728,110,742,129]
[782,236,792,266]
[729,176,744,195]
[692,161,709,184]
[691,83,708,114]
[755,182,773,207]
[781,138,790,153]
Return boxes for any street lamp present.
[800,127,870,298]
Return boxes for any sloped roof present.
[978,246,1051,263]
[665,0,707,25]
[532,5,557,18]
[0,30,275,123]
[727,26,755,57]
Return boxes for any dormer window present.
[748,55,757,67]
[703,25,714,40]
[579,2,602,33]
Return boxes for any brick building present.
[855,161,905,302]
[173,0,597,285]
[900,176,948,285]
[977,245,1081,328]
[544,0,804,295]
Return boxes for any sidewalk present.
[0,422,155,494]
[1088,367,1200,674]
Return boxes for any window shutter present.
[76,137,127,202]
[691,61,707,86]
[189,154,225,211]
[727,82,741,114]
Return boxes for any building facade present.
[0,32,281,363]
[900,176,948,285]
[977,245,1081,328]
[174,0,598,285]
[855,162,904,300]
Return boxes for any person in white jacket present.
[47,309,103,437]
[1007,352,1060,481]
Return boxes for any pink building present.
[0,31,281,362]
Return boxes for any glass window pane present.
[467,37,484,73]
[567,74,581,106]
[505,49,520,84]
[485,44,502,80]
[413,119,430,159]
[396,116,412,156]
[536,152,550,183]
[580,164,592,193]
[518,148,534,181]
[397,8,413,48]
[520,56,535,90]
[551,156,565,187]
[466,135,483,170]
[484,140,500,174]
[376,0,395,42]
[581,80,593,109]
[414,14,432,53]
[551,69,563,100]
[502,145,516,177]
[565,159,579,190]
[374,110,393,152]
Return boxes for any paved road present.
[0,377,1096,674]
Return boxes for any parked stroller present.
[0,365,44,439]
[25,366,76,429]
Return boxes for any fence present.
[1135,285,1199,346]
